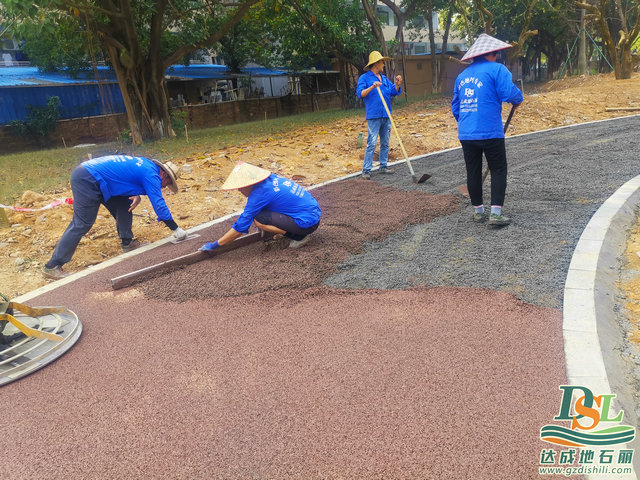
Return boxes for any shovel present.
[376,86,431,183]
[457,104,516,197]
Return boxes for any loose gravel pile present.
[139,180,459,302]
[327,116,640,309]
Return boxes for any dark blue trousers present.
[46,165,134,268]
[254,210,320,241]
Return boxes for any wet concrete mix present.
[138,179,460,302]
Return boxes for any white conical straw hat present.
[221,161,271,191]
[461,33,512,62]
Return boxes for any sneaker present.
[361,172,371,180]
[380,166,395,174]
[264,234,289,248]
[472,212,487,223]
[289,236,311,249]
[488,213,511,226]
[122,239,149,252]
[42,265,70,280]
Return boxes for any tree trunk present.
[437,0,456,94]
[339,59,349,109]
[107,44,174,143]
[106,44,143,144]
[619,43,633,79]
[362,0,389,59]
[424,3,440,94]
[576,0,639,80]
[92,0,257,142]
[578,9,587,74]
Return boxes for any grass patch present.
[0,148,93,203]
[0,97,437,205]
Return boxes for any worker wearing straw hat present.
[356,50,403,179]
[43,155,186,279]
[200,162,322,251]
[452,33,523,226]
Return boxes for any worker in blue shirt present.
[452,34,524,227]
[43,155,186,279]
[200,162,321,251]
[356,50,403,179]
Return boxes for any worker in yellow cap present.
[200,162,322,251]
[356,50,403,179]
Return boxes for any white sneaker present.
[289,236,311,249]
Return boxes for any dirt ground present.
[619,214,640,350]
[1,72,639,299]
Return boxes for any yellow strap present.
[0,313,64,342]
[9,302,67,317]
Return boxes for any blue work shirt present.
[233,174,322,234]
[356,70,401,120]
[451,58,523,140]
[82,155,174,222]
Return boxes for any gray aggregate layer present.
[326,115,640,309]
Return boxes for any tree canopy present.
[3,0,260,143]
[3,0,639,142]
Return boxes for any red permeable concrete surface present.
[2,180,571,479]
[3,287,565,479]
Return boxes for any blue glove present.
[199,241,219,252]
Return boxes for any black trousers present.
[461,138,508,207]
[254,210,320,241]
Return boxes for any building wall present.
[0,92,342,153]
[400,55,469,97]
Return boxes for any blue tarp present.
[0,64,290,124]
[0,66,117,87]
[0,66,124,124]
[0,83,125,124]
[164,64,288,79]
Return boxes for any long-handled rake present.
[376,86,431,184]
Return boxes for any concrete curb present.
[563,174,640,479]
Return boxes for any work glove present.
[199,241,219,252]
[172,227,187,241]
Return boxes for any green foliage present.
[118,129,133,145]
[259,0,376,71]
[451,0,579,77]
[9,11,101,77]
[170,110,187,136]
[218,6,275,72]
[2,0,260,142]
[9,96,62,139]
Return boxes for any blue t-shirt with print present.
[82,155,173,222]
[232,174,322,233]
[451,58,523,140]
[356,70,401,120]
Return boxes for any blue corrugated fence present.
[0,83,125,124]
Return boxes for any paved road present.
[4,116,639,479]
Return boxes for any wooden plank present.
[110,231,271,290]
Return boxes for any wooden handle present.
[375,86,415,176]
[376,86,409,160]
